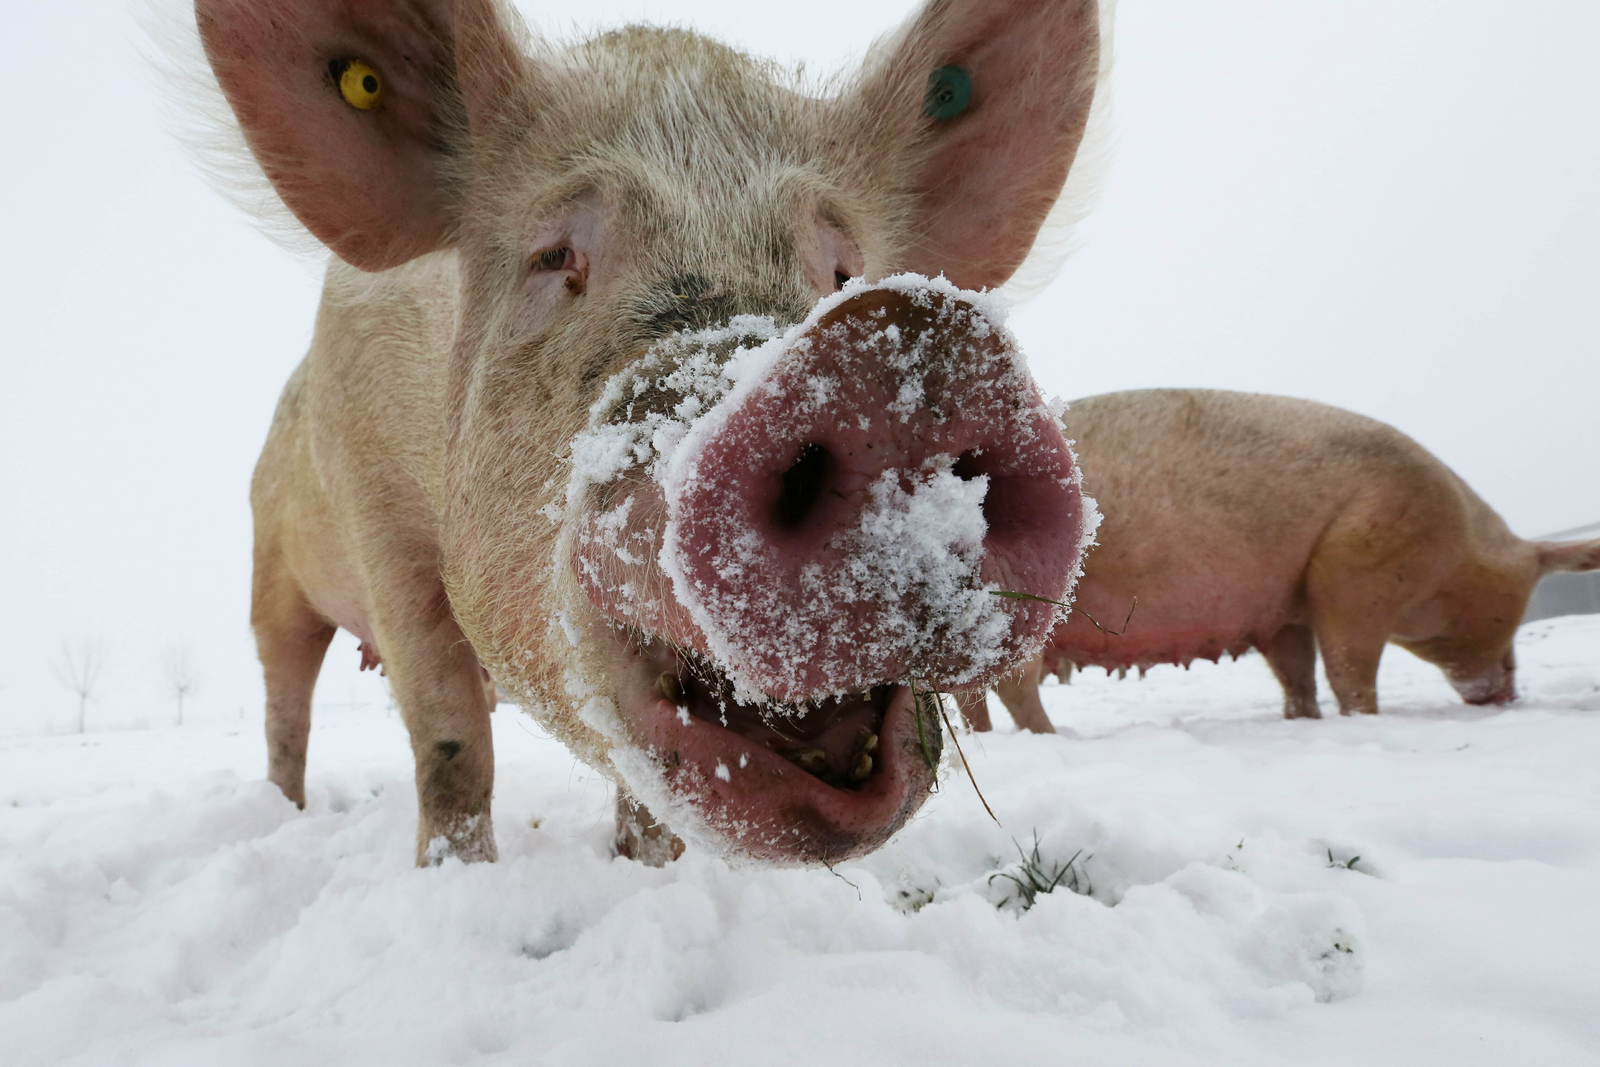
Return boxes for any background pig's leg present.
[1314,637,1384,716]
[995,653,1056,734]
[1307,587,1391,715]
[614,790,685,867]
[368,585,498,864]
[253,568,335,810]
[956,689,994,732]
[1261,624,1321,719]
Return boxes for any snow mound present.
[5,615,1600,1063]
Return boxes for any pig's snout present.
[666,282,1087,699]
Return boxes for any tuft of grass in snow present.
[988,832,1092,912]
[892,881,939,914]
[1325,848,1370,874]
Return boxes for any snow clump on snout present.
[803,460,1010,680]
[561,314,787,509]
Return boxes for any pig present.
[200,0,1104,865]
[954,646,1063,733]
[958,389,1600,729]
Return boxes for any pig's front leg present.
[369,581,498,864]
[1308,585,1390,717]
[955,688,994,732]
[994,652,1056,734]
[1046,651,1074,685]
[253,567,337,809]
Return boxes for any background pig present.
[203,0,1102,865]
[960,388,1600,729]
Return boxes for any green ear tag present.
[924,65,972,120]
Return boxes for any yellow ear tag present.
[339,60,383,110]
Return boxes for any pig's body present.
[205,0,1105,865]
[961,389,1600,727]
[253,255,515,851]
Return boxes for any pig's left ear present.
[850,0,1101,290]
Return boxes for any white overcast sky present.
[1,0,1596,734]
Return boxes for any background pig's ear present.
[197,0,523,271]
[853,0,1102,290]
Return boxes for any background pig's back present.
[1056,388,1516,671]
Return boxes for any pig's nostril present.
[952,450,983,481]
[775,443,832,530]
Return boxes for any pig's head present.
[199,0,1101,863]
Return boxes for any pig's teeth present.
[657,673,685,706]
[787,748,828,774]
[862,732,879,754]
[849,751,874,782]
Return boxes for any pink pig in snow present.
[197,0,1104,865]
[959,390,1600,732]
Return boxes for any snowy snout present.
[662,280,1090,700]
[562,276,1091,863]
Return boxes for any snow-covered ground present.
[3,616,1597,1066]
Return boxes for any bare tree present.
[164,644,200,727]
[53,638,105,733]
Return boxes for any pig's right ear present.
[197,0,525,271]
[850,0,1102,291]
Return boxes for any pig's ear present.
[852,0,1102,290]
[196,0,524,271]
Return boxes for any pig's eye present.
[533,246,574,272]
[834,271,852,291]
[529,245,586,295]
[333,59,384,111]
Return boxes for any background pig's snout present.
[666,281,1087,699]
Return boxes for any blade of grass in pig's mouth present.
[629,634,892,791]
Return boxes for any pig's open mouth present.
[603,625,937,864]
[665,649,892,789]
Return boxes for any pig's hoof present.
[615,793,686,866]
[417,813,498,865]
